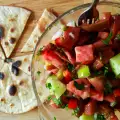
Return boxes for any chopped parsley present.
[102,32,112,45]
[67,63,74,72]
[104,82,113,95]
[94,113,105,120]
[37,71,41,75]
[74,81,84,90]
[47,96,52,101]
[72,107,80,116]
[37,46,44,55]
[61,25,68,31]
[110,101,117,107]
[52,98,62,106]
[46,83,52,89]
[116,34,120,40]
[53,117,56,120]
[94,70,103,76]
[102,65,115,79]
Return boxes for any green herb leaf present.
[94,70,103,76]
[94,113,105,120]
[67,63,74,72]
[37,71,41,75]
[104,82,113,95]
[61,25,68,31]
[37,46,44,55]
[72,107,80,116]
[110,101,117,107]
[52,98,62,106]
[47,96,52,101]
[102,32,112,45]
[53,117,56,120]
[46,83,52,89]
[116,34,120,40]
[74,81,84,90]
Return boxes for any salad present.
[37,12,120,120]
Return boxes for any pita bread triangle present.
[0,59,4,71]
[21,9,57,52]
[0,46,5,59]
[0,63,37,114]
[0,6,31,57]
[12,54,33,75]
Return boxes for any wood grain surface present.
[0,0,120,120]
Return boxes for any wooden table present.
[0,0,120,120]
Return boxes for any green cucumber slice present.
[46,75,66,98]
[77,65,90,78]
[110,53,120,78]
[79,114,94,120]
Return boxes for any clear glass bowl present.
[32,1,120,120]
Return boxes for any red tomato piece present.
[93,57,104,70]
[55,27,81,50]
[110,80,120,88]
[68,99,78,109]
[67,79,90,99]
[102,12,112,27]
[46,65,56,70]
[114,89,120,97]
[90,89,104,101]
[77,31,89,46]
[63,70,72,84]
[93,40,106,49]
[112,15,120,41]
[75,45,94,64]
[54,50,69,63]
[43,50,64,68]
[84,99,96,115]
[104,94,115,103]
[101,47,114,64]
[98,32,109,39]
[63,48,75,64]
[49,69,58,74]
[88,76,105,92]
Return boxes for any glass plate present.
[32,1,120,120]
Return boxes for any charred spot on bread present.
[5,42,9,46]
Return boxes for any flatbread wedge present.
[0,6,31,57]
[12,54,33,75]
[0,46,5,59]
[0,63,37,114]
[21,9,57,52]
[0,59,4,70]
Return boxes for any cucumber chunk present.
[77,65,90,78]
[46,75,66,98]
[110,53,120,78]
[79,114,94,120]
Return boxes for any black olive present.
[12,60,22,68]
[0,26,4,40]
[9,85,17,96]
[12,66,19,76]
[0,72,4,80]
[9,38,16,44]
